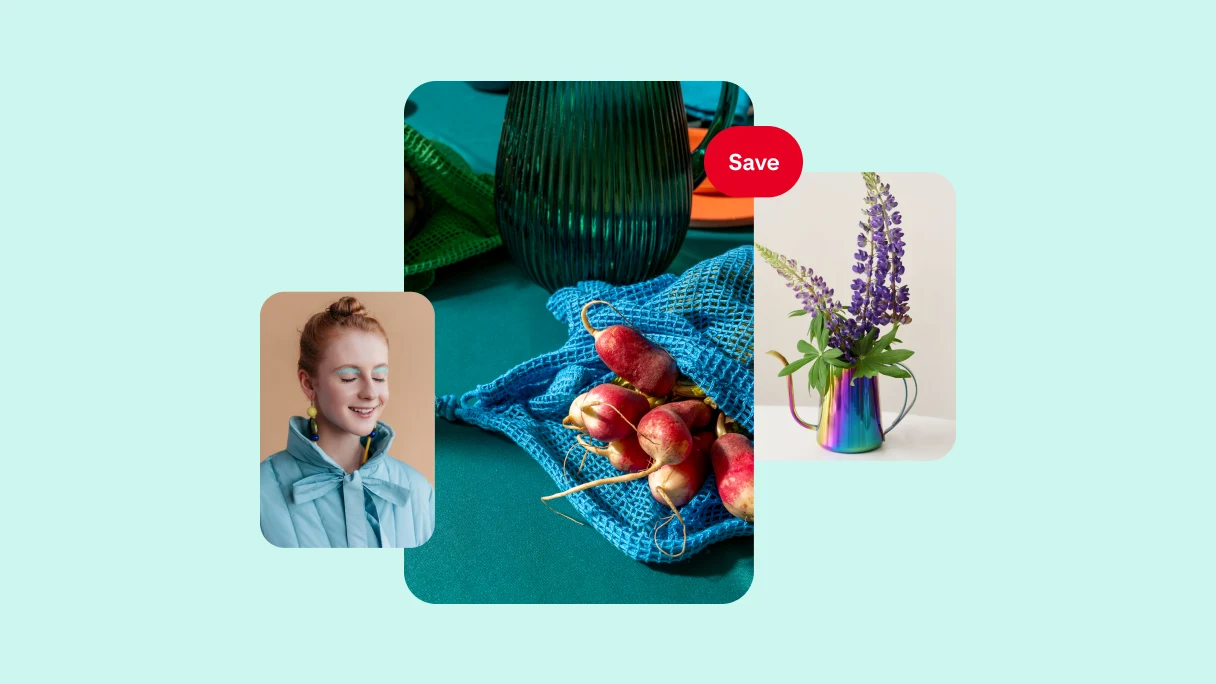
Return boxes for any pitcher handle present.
[882,363,918,435]
[766,351,817,431]
[689,82,740,188]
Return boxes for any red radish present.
[581,300,678,397]
[649,450,709,509]
[634,408,693,467]
[655,400,712,431]
[711,414,754,522]
[580,384,650,443]
[563,392,590,430]
[577,434,652,473]
[648,450,710,558]
[543,407,693,502]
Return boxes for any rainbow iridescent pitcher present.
[768,351,918,454]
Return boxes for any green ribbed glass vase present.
[494,81,738,292]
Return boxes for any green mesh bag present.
[403,124,500,292]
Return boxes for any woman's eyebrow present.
[335,367,361,375]
[372,365,389,373]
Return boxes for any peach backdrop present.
[260,292,435,484]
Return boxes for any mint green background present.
[2,2,1210,682]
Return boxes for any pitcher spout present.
[766,351,817,431]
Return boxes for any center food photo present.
[402,81,756,603]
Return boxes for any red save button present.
[704,126,803,198]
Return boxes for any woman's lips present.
[349,406,377,418]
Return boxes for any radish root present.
[653,487,687,558]
[575,434,609,473]
[560,440,585,477]
[580,299,643,337]
[541,461,662,502]
[576,433,608,457]
[541,496,586,527]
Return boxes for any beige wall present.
[755,173,956,419]
[260,292,435,484]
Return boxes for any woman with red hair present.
[260,297,434,548]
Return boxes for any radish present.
[654,400,712,431]
[543,407,693,502]
[648,449,710,558]
[581,300,678,397]
[577,433,652,473]
[711,413,754,522]
[580,383,650,443]
[649,452,709,509]
[563,392,590,431]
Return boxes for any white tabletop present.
[754,404,956,461]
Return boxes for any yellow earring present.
[307,403,319,442]
[362,428,377,464]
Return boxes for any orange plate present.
[689,127,755,229]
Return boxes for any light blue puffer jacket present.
[260,418,434,548]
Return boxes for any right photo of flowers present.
[755,173,955,460]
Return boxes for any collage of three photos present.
[259,80,956,604]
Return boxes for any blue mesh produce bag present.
[436,246,754,563]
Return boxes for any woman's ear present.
[298,369,316,403]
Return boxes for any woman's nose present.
[358,380,376,399]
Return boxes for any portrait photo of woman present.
[260,293,435,548]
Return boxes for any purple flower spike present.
[758,173,911,359]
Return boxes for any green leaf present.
[816,321,829,350]
[823,356,851,368]
[810,359,828,396]
[851,357,879,384]
[893,338,902,343]
[872,325,899,354]
[810,314,825,343]
[856,329,877,356]
[821,348,844,359]
[796,340,818,356]
[876,364,911,378]
[870,349,915,364]
[777,356,814,377]
[788,309,808,317]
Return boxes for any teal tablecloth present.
[403,232,754,603]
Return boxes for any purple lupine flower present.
[860,173,910,327]
[758,173,911,363]
[755,244,842,324]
